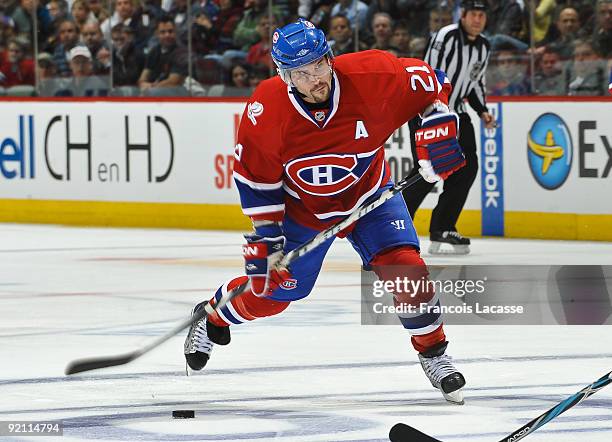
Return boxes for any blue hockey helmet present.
[271,19,333,83]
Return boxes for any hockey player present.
[184,19,467,403]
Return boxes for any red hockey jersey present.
[233,50,450,230]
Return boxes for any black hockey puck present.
[172,410,195,419]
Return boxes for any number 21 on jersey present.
[406,65,435,92]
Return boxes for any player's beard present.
[306,81,331,103]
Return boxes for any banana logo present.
[527,129,564,174]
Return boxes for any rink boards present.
[0,97,610,240]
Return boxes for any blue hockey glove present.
[242,223,291,296]
[415,112,465,183]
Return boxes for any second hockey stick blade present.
[389,423,441,442]
[389,371,612,442]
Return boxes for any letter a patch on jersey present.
[355,120,369,139]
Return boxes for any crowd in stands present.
[0,0,610,96]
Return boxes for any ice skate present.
[418,342,466,404]
[184,301,230,373]
[428,231,470,255]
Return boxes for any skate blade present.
[428,242,470,255]
[442,389,464,405]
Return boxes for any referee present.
[402,0,496,255]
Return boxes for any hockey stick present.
[389,370,612,442]
[65,173,424,375]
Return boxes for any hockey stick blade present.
[65,174,424,375]
[389,423,441,442]
[65,353,138,375]
[389,371,612,442]
[64,287,228,375]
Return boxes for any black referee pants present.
[402,112,478,234]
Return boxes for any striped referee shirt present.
[424,23,491,115]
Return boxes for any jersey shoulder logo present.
[247,101,264,125]
[285,151,377,196]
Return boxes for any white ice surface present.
[1,224,611,441]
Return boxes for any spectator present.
[390,20,411,57]
[0,37,33,86]
[71,0,97,32]
[298,0,316,19]
[36,51,56,80]
[100,0,134,41]
[306,0,334,33]
[0,14,16,53]
[138,17,187,95]
[564,0,596,35]
[543,7,580,59]
[328,14,367,56]
[486,0,524,40]
[52,19,80,77]
[81,22,109,75]
[229,62,249,88]
[46,0,68,21]
[365,0,402,39]
[68,45,93,77]
[190,7,216,54]
[36,51,58,95]
[533,47,565,95]
[208,60,251,96]
[112,23,145,86]
[58,45,109,95]
[428,8,453,37]
[246,13,278,70]
[190,0,243,54]
[87,0,110,24]
[331,0,368,31]
[565,39,608,95]
[233,0,280,51]
[532,0,557,44]
[488,46,530,95]
[11,0,53,46]
[370,12,393,50]
[211,0,243,53]
[130,0,164,49]
[169,0,188,36]
[191,0,219,22]
[593,0,612,57]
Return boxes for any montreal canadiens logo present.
[280,279,298,290]
[304,21,315,29]
[285,152,375,196]
[272,31,279,44]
